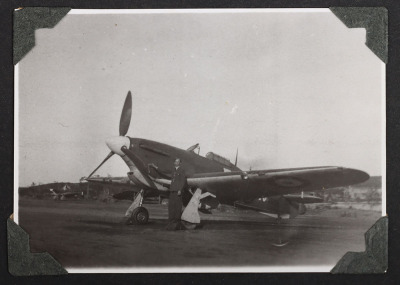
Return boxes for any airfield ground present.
[17,198,381,271]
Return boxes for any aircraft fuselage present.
[129,138,228,176]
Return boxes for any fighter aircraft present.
[86,91,369,225]
[49,184,84,200]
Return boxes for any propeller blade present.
[119,91,132,136]
[120,147,156,188]
[235,148,238,166]
[87,151,114,179]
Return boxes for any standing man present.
[167,158,187,230]
[148,158,187,230]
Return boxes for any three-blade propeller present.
[86,91,153,185]
[86,91,133,180]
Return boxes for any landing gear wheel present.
[126,206,149,225]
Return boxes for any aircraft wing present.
[62,191,83,197]
[87,176,136,186]
[87,176,165,199]
[185,166,369,202]
[283,193,323,204]
[86,176,143,196]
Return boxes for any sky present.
[17,10,384,187]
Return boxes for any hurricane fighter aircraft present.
[86,91,369,225]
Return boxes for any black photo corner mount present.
[329,6,388,274]
[330,7,388,64]
[331,216,388,274]
[11,7,70,275]
[13,7,71,65]
[7,218,68,276]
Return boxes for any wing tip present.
[343,168,370,185]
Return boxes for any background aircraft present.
[86,175,167,203]
[86,91,369,225]
[49,184,84,200]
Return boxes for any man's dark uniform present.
[148,162,187,230]
[168,166,187,223]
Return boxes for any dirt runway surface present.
[18,198,381,271]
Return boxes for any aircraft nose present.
[105,136,130,156]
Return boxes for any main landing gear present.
[125,190,149,225]
[124,188,215,227]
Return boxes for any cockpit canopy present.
[205,152,241,171]
[205,152,231,166]
[186,144,240,171]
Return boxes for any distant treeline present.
[19,180,139,201]
[324,176,382,203]
[19,182,103,199]
[354,176,381,188]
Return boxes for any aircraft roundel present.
[270,176,308,187]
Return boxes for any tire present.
[130,207,149,225]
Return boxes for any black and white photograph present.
[14,9,385,273]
